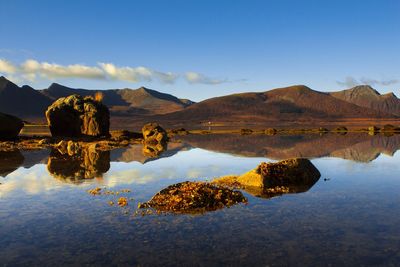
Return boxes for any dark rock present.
[264,128,277,135]
[0,112,23,140]
[240,128,253,135]
[45,94,109,137]
[381,124,400,132]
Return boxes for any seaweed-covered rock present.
[142,123,168,144]
[0,112,23,140]
[140,181,247,214]
[45,94,109,137]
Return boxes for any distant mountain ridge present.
[157,85,397,125]
[0,76,399,126]
[0,76,52,120]
[330,85,400,116]
[0,76,194,121]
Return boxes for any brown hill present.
[0,76,52,121]
[0,77,194,121]
[330,85,400,116]
[157,85,396,125]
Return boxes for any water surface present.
[1,133,400,266]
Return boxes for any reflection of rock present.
[46,94,110,137]
[0,112,23,140]
[141,123,169,158]
[47,144,110,182]
[142,142,167,158]
[0,150,24,177]
[142,123,168,143]
[239,178,319,199]
[110,142,191,164]
[213,159,320,199]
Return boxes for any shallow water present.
[1,133,400,266]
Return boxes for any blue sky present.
[0,0,399,101]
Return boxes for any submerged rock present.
[139,181,247,214]
[46,94,110,137]
[0,112,23,140]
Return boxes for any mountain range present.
[0,76,399,127]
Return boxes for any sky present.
[0,0,399,101]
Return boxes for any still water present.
[1,133,400,266]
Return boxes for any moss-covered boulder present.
[214,158,320,189]
[45,94,109,137]
[0,112,23,140]
[142,122,168,144]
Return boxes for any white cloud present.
[337,76,399,87]
[22,59,105,79]
[0,58,233,85]
[0,59,17,73]
[185,72,227,85]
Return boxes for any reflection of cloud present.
[0,165,71,197]
[337,76,399,87]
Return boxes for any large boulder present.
[214,158,320,189]
[142,123,168,144]
[0,112,23,140]
[237,158,320,188]
[45,94,109,137]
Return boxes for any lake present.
[1,133,400,266]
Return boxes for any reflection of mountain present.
[110,142,192,164]
[0,149,49,177]
[177,133,400,162]
[0,150,24,177]
[47,146,110,183]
